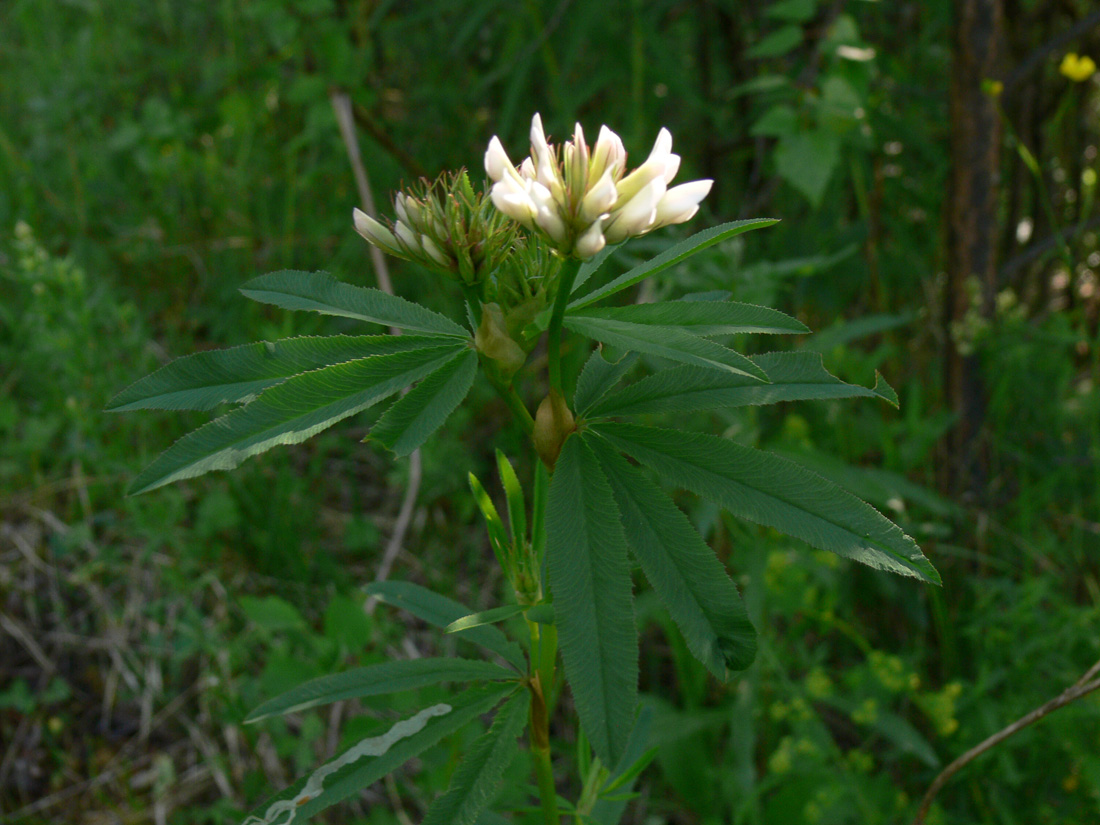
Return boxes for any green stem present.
[547,258,582,398]
[495,378,536,435]
[528,617,560,825]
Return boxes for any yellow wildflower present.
[1059,53,1096,82]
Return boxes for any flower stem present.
[546,258,582,398]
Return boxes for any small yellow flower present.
[1059,53,1096,82]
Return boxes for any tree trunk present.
[942,0,1005,499]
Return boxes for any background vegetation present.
[2,0,1098,822]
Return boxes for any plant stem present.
[528,657,559,824]
[496,380,536,435]
[546,257,582,398]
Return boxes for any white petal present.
[530,113,553,167]
[485,136,513,181]
[663,153,681,183]
[518,157,536,180]
[590,125,626,182]
[604,178,666,243]
[491,184,537,224]
[353,208,398,250]
[535,203,568,243]
[615,157,668,203]
[580,168,618,222]
[646,127,673,164]
[575,219,606,259]
[654,179,712,225]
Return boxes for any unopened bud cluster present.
[484,114,713,259]
[353,172,518,286]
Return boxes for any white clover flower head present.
[484,114,711,258]
[353,171,519,286]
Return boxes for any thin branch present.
[330,90,423,611]
[912,657,1100,824]
[1000,215,1100,284]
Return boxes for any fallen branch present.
[912,657,1100,824]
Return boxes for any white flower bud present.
[394,193,410,225]
[394,221,423,255]
[353,208,398,251]
[421,234,450,267]
[575,219,606,259]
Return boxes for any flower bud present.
[475,302,527,379]
[533,390,575,470]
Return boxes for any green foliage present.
[14,1,1100,821]
[546,436,639,767]
[593,422,939,583]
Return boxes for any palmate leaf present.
[370,347,478,456]
[129,343,465,495]
[421,691,529,825]
[240,270,469,337]
[587,437,756,679]
[593,423,940,584]
[573,348,638,417]
[107,335,444,412]
[245,658,517,723]
[588,351,898,418]
[241,684,514,825]
[569,301,808,337]
[547,436,637,767]
[563,316,768,381]
[569,219,778,311]
[364,581,526,671]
